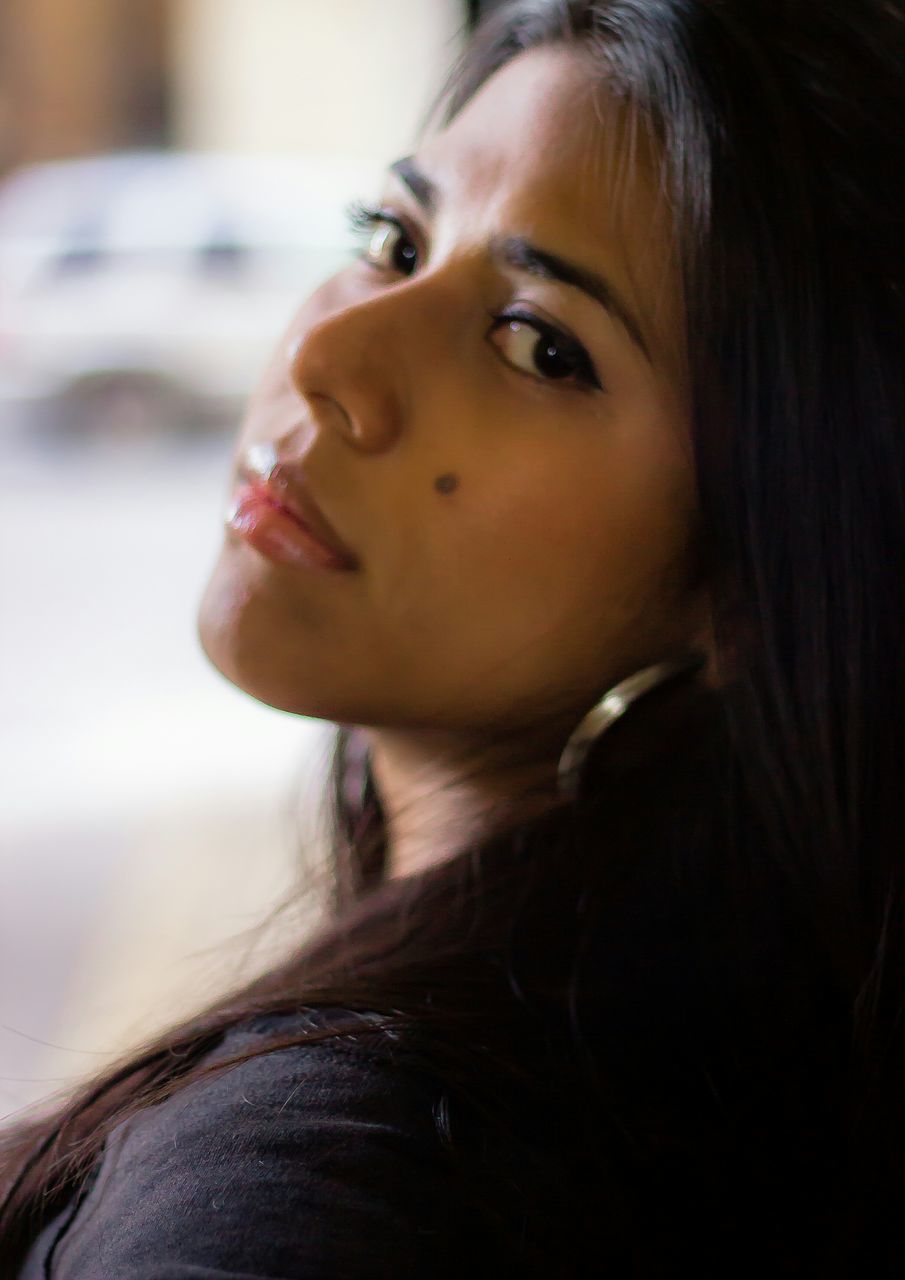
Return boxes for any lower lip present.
[225,484,356,573]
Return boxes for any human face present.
[197,45,709,739]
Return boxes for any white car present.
[0,150,381,440]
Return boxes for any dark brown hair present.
[4,1,905,1271]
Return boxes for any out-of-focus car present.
[0,150,381,441]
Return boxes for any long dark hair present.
[4,0,905,1271]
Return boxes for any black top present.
[17,1008,481,1279]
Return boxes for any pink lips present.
[226,481,358,573]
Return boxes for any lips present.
[235,448,359,570]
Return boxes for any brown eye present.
[487,312,603,391]
[366,222,418,275]
[345,201,419,276]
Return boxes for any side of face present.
[197,44,710,735]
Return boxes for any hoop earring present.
[556,650,706,800]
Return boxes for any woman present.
[4,0,904,1273]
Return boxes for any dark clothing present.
[10,682,866,1276]
[17,1008,480,1279]
[13,980,858,1277]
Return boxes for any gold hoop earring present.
[556,651,706,800]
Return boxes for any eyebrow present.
[389,157,439,216]
[389,155,653,365]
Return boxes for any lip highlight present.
[232,440,359,571]
[226,480,358,573]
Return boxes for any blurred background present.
[1,0,499,1120]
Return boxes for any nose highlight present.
[285,315,403,453]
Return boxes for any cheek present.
[474,449,688,603]
[429,448,696,678]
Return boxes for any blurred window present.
[52,219,107,276]
[198,226,250,277]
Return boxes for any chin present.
[195,553,364,723]
[195,555,292,712]
[196,614,262,715]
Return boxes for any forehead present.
[419,45,686,384]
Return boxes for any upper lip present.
[237,453,359,569]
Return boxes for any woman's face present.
[198,45,710,738]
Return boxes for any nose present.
[285,295,408,454]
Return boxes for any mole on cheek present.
[434,473,460,495]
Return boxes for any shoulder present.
[47,1008,477,1279]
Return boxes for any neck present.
[361,721,570,881]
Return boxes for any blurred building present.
[0,0,470,1118]
[0,0,466,178]
[0,0,169,173]
[170,0,464,165]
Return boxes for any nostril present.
[306,390,356,437]
[286,322,401,451]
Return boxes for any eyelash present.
[343,199,603,393]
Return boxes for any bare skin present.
[197,46,715,881]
